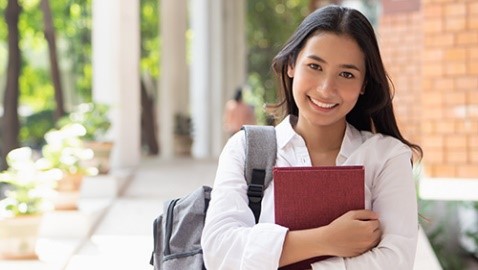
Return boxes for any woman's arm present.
[201,132,288,269]
[311,145,418,270]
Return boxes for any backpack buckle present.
[247,184,264,203]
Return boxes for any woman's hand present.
[322,209,382,257]
[279,210,381,266]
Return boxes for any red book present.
[273,166,365,270]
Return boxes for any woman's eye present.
[340,72,354,79]
[308,64,321,70]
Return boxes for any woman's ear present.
[360,80,367,95]
[287,65,294,78]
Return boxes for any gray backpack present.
[150,126,277,270]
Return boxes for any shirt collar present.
[337,122,364,163]
[275,115,365,163]
[275,115,298,149]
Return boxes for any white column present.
[92,0,118,103]
[189,0,211,158]
[215,0,247,155]
[210,0,225,158]
[92,0,141,170]
[159,0,188,158]
[189,0,247,158]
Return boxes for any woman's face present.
[288,33,366,130]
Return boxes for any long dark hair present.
[271,5,422,159]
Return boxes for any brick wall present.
[380,0,478,178]
[379,11,422,151]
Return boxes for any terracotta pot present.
[50,190,80,211]
[83,141,114,174]
[56,173,83,192]
[52,174,83,210]
[174,135,192,156]
[0,215,43,259]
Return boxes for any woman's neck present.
[294,118,346,164]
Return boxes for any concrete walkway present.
[65,157,218,270]
[0,156,442,269]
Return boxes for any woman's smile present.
[308,96,339,111]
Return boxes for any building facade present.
[380,0,478,178]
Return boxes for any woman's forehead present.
[299,33,365,69]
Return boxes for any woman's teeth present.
[310,98,337,108]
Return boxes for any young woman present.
[202,5,422,269]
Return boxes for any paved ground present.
[65,157,218,270]
[0,156,442,269]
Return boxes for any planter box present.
[39,199,111,238]
[0,238,83,270]
[49,190,80,211]
[83,141,114,175]
[0,215,43,259]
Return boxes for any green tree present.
[55,0,92,102]
[0,0,94,159]
[246,0,309,123]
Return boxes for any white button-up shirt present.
[202,116,418,270]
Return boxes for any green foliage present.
[18,64,57,149]
[40,123,94,175]
[140,0,160,79]
[20,109,55,149]
[0,147,58,217]
[0,0,6,40]
[419,200,470,270]
[19,0,43,35]
[245,73,266,124]
[1,0,95,150]
[58,102,111,141]
[247,0,309,119]
[1,0,163,151]
[58,0,93,100]
[19,65,55,109]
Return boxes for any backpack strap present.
[242,125,277,223]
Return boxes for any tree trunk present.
[40,0,65,122]
[141,78,159,155]
[2,0,22,170]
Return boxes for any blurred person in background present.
[223,86,257,136]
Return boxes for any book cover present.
[273,166,365,270]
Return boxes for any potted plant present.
[58,102,113,174]
[39,123,96,210]
[0,147,59,259]
[174,113,193,156]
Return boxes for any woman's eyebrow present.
[306,54,362,72]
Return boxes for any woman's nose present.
[316,76,336,97]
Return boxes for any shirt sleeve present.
[311,143,419,270]
[201,131,288,270]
